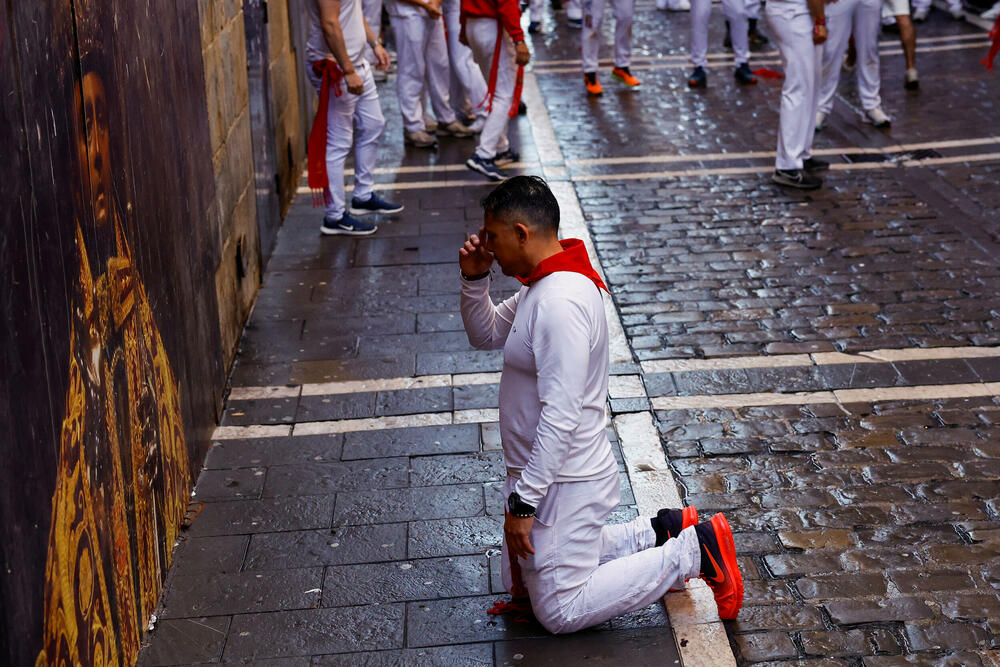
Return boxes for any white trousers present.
[442,0,489,120]
[691,0,749,67]
[465,17,514,159]
[501,473,702,634]
[567,0,583,20]
[767,0,821,170]
[818,0,882,115]
[309,63,385,219]
[746,0,762,20]
[362,0,383,64]
[582,0,635,72]
[530,0,545,22]
[390,14,457,132]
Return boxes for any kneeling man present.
[458,176,743,633]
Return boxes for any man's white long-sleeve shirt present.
[461,271,618,509]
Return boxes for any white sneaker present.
[865,107,891,128]
[912,7,929,20]
[815,111,827,132]
[666,0,691,9]
[982,3,1000,20]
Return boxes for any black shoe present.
[320,212,378,236]
[518,100,527,115]
[748,18,769,46]
[881,21,900,33]
[551,0,563,9]
[651,507,699,546]
[528,20,542,33]
[803,157,830,173]
[772,168,823,190]
[688,66,707,88]
[494,148,520,166]
[734,62,757,85]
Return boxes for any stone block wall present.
[199,0,264,365]
[268,0,307,215]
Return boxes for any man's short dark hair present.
[480,175,559,233]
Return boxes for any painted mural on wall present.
[1,1,224,664]
[34,70,193,667]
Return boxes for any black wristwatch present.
[461,270,491,281]
[507,491,536,518]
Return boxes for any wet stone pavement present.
[140,3,999,666]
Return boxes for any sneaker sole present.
[320,225,377,236]
[772,174,822,190]
[466,160,505,181]
[708,513,743,619]
[350,206,405,216]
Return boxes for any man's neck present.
[522,238,565,277]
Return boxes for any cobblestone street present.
[139,2,998,665]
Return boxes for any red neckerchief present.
[516,239,608,292]
[307,60,345,205]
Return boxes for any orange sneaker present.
[651,506,699,546]
[612,66,641,87]
[584,72,603,96]
[695,513,744,620]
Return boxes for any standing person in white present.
[459,176,744,632]
[461,0,530,180]
[767,0,831,190]
[687,0,758,86]
[815,0,891,131]
[442,0,491,131]
[361,0,387,79]
[581,0,641,94]
[306,0,404,235]
[385,0,475,147]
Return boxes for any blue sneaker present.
[350,192,404,216]
[494,148,520,166]
[320,213,377,236]
[466,154,506,181]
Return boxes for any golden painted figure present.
[36,69,192,667]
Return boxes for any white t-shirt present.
[306,0,367,66]
[461,272,618,509]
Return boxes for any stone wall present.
[199,0,263,364]
[268,0,307,215]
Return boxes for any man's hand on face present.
[505,511,535,559]
[459,228,494,276]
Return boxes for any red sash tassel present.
[307,59,345,206]
[981,15,1000,71]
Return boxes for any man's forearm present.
[321,19,356,73]
[806,0,825,23]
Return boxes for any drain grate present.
[841,148,942,164]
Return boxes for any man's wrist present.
[507,492,536,518]
[813,16,826,24]
[461,269,491,281]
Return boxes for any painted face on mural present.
[81,71,111,226]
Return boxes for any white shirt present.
[461,272,618,509]
[306,0,367,66]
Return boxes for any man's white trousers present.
[442,0,489,121]
[465,17,515,159]
[690,0,749,67]
[818,0,883,115]
[501,472,701,634]
[309,63,384,220]
[390,14,457,132]
[767,0,821,171]
[582,0,635,72]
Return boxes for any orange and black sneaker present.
[651,506,698,546]
[584,72,603,96]
[695,513,744,620]
[612,66,641,88]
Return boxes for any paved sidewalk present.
[139,4,1000,665]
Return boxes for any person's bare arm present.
[316,0,364,93]
[362,18,391,70]
[807,0,828,44]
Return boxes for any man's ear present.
[513,221,530,244]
